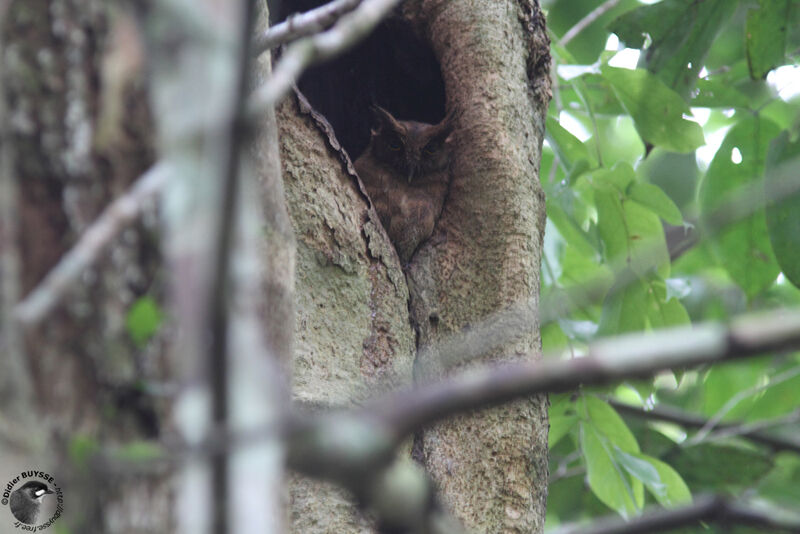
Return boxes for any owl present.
[355,106,455,264]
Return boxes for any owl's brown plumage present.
[355,106,454,264]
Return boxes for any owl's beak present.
[407,164,418,183]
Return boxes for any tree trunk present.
[282,0,551,532]
[277,90,416,532]
[1,1,168,531]
[402,1,551,531]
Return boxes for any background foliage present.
[541,0,800,530]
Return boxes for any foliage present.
[543,0,800,528]
[125,296,163,347]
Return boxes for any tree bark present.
[401,1,551,531]
[277,90,416,532]
[1,1,168,531]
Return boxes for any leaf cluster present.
[543,0,800,528]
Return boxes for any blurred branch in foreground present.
[253,0,362,55]
[247,0,403,115]
[550,494,800,534]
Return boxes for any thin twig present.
[561,0,621,46]
[609,400,800,454]
[253,0,361,55]
[687,365,800,446]
[551,494,800,534]
[703,410,800,448]
[247,0,402,115]
[14,162,169,325]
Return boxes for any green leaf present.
[595,162,636,192]
[746,367,800,421]
[560,73,628,116]
[68,434,99,470]
[559,245,612,293]
[594,176,670,278]
[549,414,578,448]
[746,0,791,79]
[699,116,781,297]
[599,278,648,336]
[542,321,570,353]
[546,115,594,175]
[549,0,640,64]
[126,296,163,347]
[620,451,692,507]
[647,278,691,329]
[550,392,574,417]
[765,132,800,289]
[637,149,699,211]
[692,78,754,109]
[608,0,736,98]
[114,441,165,462]
[547,195,598,258]
[666,443,774,489]
[629,182,683,226]
[584,396,640,453]
[601,66,705,153]
[702,359,768,419]
[581,423,644,518]
[758,453,800,507]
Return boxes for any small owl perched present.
[355,106,455,264]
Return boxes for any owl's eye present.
[385,136,402,151]
[423,143,440,155]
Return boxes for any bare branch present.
[375,309,800,439]
[133,309,800,463]
[561,0,621,46]
[79,309,800,532]
[14,162,169,326]
[247,0,402,114]
[551,494,800,534]
[253,0,361,55]
[608,400,800,454]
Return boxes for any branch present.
[147,309,800,462]
[82,310,800,532]
[608,400,800,455]
[687,365,800,446]
[204,0,258,530]
[246,0,402,115]
[253,0,361,55]
[374,309,800,439]
[561,0,621,46]
[551,494,800,534]
[14,162,169,326]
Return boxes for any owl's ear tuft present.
[434,106,459,139]
[370,105,405,134]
